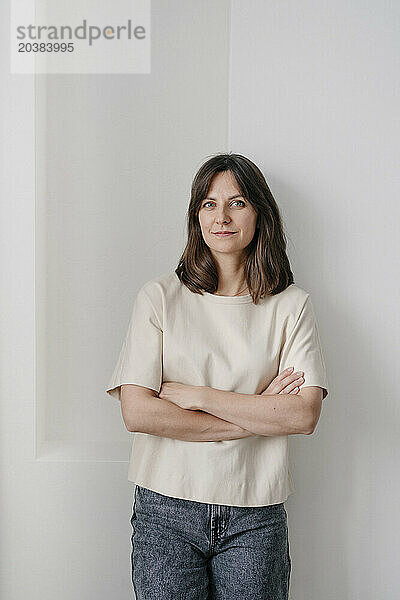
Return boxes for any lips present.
[212,231,237,236]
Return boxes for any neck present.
[213,259,248,296]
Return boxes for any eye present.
[201,199,246,208]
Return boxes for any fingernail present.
[287,367,294,372]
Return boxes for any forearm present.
[200,387,312,436]
[131,394,256,441]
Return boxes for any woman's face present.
[198,170,258,257]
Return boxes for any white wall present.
[229,1,400,598]
[34,0,230,460]
[1,1,399,599]
[1,1,230,598]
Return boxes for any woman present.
[106,153,329,599]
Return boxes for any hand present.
[159,382,206,410]
[261,367,305,396]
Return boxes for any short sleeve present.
[105,286,163,401]
[279,294,329,400]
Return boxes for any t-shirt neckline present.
[173,271,254,304]
[201,291,253,304]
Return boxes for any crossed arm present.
[120,382,323,441]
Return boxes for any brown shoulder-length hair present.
[175,152,294,304]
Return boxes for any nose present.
[215,208,231,225]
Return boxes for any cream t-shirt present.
[106,269,329,506]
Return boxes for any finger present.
[267,368,294,394]
[273,368,303,393]
[264,370,304,395]
[279,372,304,391]
[281,375,305,394]
[280,370,304,385]
[276,367,294,382]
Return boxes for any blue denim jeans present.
[130,485,291,599]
